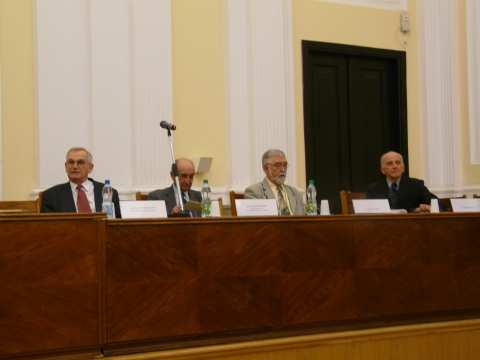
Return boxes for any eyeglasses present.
[268,162,288,169]
[66,159,89,166]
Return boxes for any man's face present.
[381,152,404,182]
[65,150,93,184]
[264,154,288,186]
[175,160,195,192]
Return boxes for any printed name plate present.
[120,200,168,219]
[353,199,391,214]
[210,200,222,217]
[235,199,278,216]
[450,198,480,212]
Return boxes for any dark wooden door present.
[302,41,407,213]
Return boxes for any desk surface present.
[1,213,480,358]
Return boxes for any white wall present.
[35,0,173,195]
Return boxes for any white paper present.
[235,199,278,216]
[320,199,330,215]
[120,200,167,219]
[353,199,391,214]
[210,200,222,217]
[450,198,480,212]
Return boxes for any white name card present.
[235,199,278,216]
[120,200,168,219]
[450,198,480,212]
[210,200,222,217]
[353,199,391,214]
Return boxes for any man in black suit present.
[41,147,121,218]
[366,151,436,213]
[147,158,202,217]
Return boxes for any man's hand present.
[171,205,182,214]
[414,203,431,213]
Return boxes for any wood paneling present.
[104,214,480,354]
[0,213,105,359]
[2,213,480,359]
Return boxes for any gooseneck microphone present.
[160,121,176,131]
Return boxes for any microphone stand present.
[164,125,190,217]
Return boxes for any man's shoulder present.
[245,181,262,191]
[366,179,383,190]
[148,186,172,199]
[402,176,425,187]
[244,181,263,193]
[43,182,70,195]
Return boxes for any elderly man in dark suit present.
[147,158,202,217]
[41,147,121,218]
[366,151,436,213]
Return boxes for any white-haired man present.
[244,149,304,215]
[41,147,121,218]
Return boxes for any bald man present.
[366,151,436,213]
[147,158,202,217]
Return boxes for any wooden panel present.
[0,213,105,359]
[104,214,480,354]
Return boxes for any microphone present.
[160,121,176,131]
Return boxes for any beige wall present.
[0,0,478,199]
[172,0,228,188]
[457,0,480,184]
[0,0,37,200]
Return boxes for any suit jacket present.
[366,176,436,212]
[244,178,305,215]
[41,178,122,218]
[147,185,202,217]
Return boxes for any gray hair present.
[380,151,403,166]
[66,147,93,163]
[262,149,286,166]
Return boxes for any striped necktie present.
[277,185,291,216]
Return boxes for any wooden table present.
[1,213,480,358]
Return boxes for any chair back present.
[135,192,148,201]
[339,190,366,214]
[438,195,466,212]
[0,200,40,214]
[229,191,244,216]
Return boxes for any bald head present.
[171,158,195,192]
[380,151,405,182]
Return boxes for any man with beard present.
[244,149,305,215]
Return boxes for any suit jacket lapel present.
[284,186,297,211]
[261,178,275,199]
[92,180,103,212]
[62,183,77,212]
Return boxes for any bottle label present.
[102,202,115,219]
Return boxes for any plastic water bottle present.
[305,179,318,216]
[201,179,212,217]
[102,179,115,219]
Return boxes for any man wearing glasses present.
[244,149,304,215]
[41,147,121,218]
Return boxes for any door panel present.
[302,41,407,214]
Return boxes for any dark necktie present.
[182,192,188,205]
[77,185,92,213]
[277,186,291,216]
[389,182,399,209]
